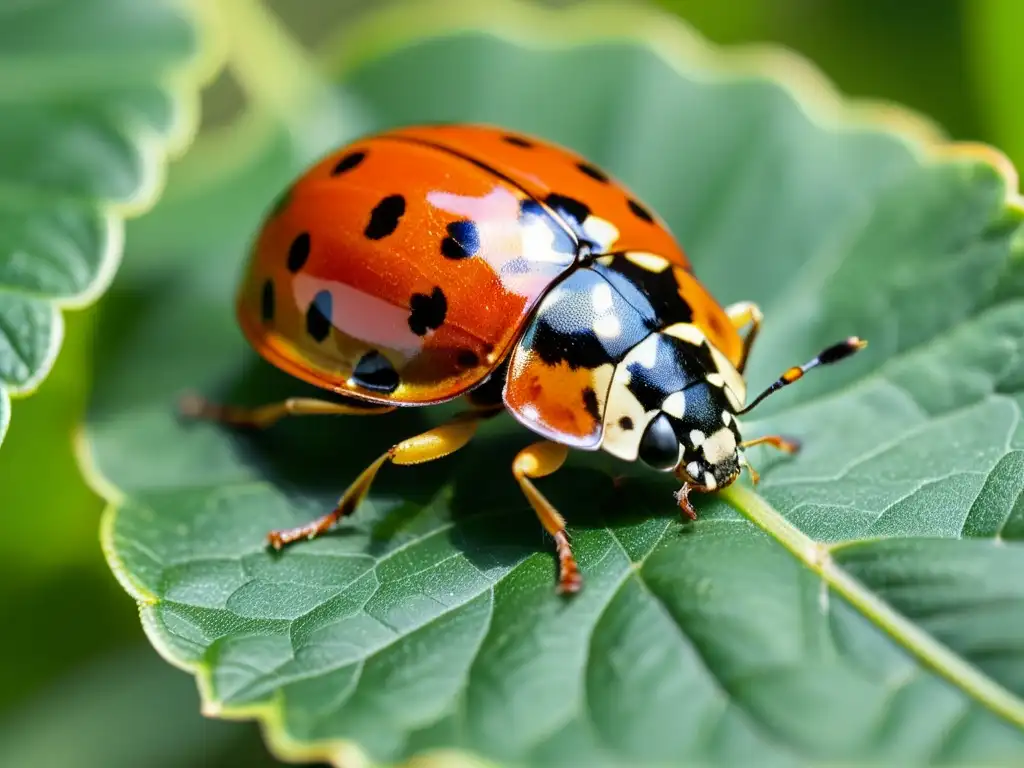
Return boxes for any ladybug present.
[182,124,865,594]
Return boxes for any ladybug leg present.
[739,435,801,486]
[511,441,581,595]
[266,409,492,549]
[178,394,394,429]
[740,435,801,454]
[673,483,699,520]
[724,301,763,373]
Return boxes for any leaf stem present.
[722,482,1024,730]
[216,0,333,124]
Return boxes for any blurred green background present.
[1,0,1020,765]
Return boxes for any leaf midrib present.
[724,482,1024,730]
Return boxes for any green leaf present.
[82,1,1024,765]
[0,0,220,448]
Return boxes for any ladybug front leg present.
[673,483,699,521]
[178,393,394,428]
[724,301,763,373]
[266,409,495,548]
[511,441,582,595]
[738,434,802,486]
[740,435,801,454]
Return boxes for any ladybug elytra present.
[182,124,865,593]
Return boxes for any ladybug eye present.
[638,413,680,471]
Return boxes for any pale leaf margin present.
[75,0,1024,765]
[0,0,228,446]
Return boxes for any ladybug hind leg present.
[512,441,581,595]
[266,408,498,548]
[178,393,395,428]
[724,301,763,373]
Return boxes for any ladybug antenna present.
[738,336,867,415]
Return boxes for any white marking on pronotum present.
[686,461,700,479]
[703,472,717,490]
[594,314,621,339]
[722,410,733,426]
[624,252,669,272]
[662,391,686,419]
[634,337,659,368]
[702,427,738,465]
[689,429,706,447]
[706,373,726,388]
[590,282,614,313]
[583,216,619,250]
[664,322,706,347]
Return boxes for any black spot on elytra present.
[353,351,399,393]
[582,387,601,421]
[577,161,609,183]
[260,279,274,322]
[628,198,655,223]
[545,193,605,252]
[332,150,366,175]
[287,232,310,272]
[619,416,634,431]
[457,349,480,368]
[503,135,534,148]
[306,290,332,342]
[518,199,577,255]
[441,220,480,259]
[365,195,406,240]
[408,287,447,336]
[546,193,591,229]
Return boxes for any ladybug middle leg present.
[264,407,501,548]
[724,300,763,373]
[511,440,582,595]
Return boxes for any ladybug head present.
[635,335,868,490]
[636,378,742,491]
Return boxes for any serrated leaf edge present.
[0,0,228,418]
[80,0,1024,766]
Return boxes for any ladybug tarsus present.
[674,484,698,521]
[553,531,583,594]
[177,392,211,421]
[266,517,336,550]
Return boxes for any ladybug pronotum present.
[182,124,865,594]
